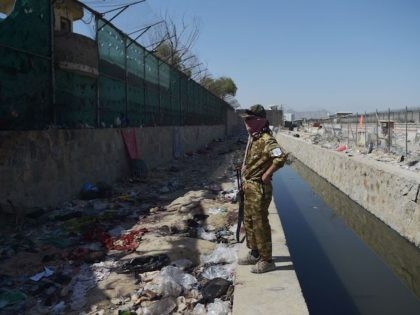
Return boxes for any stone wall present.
[0,125,226,209]
[276,133,420,247]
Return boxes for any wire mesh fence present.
[0,0,231,130]
[308,107,419,157]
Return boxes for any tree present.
[150,12,200,75]
[200,76,237,98]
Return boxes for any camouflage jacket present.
[242,132,286,181]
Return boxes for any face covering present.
[244,116,267,135]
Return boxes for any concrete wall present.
[276,133,420,247]
[0,125,225,209]
[226,110,243,135]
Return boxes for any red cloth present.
[121,129,139,159]
[336,144,347,152]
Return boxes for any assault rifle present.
[235,166,245,243]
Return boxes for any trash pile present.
[286,127,420,173]
[0,137,246,315]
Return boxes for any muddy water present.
[273,161,420,315]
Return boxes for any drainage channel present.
[273,161,420,315]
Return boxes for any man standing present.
[238,104,287,273]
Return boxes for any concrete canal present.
[273,161,420,315]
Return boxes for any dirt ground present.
[0,136,247,315]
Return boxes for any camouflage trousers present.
[243,179,272,260]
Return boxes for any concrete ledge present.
[233,200,308,315]
[277,132,420,247]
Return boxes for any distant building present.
[284,112,295,122]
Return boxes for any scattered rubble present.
[286,127,420,173]
[0,137,246,314]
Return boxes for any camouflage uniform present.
[242,132,286,261]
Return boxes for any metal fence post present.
[50,2,56,125]
[388,108,391,152]
[364,111,367,147]
[124,37,128,127]
[356,112,358,147]
[95,18,100,127]
[347,118,349,147]
[375,109,379,147]
[406,106,408,156]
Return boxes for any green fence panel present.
[127,83,144,126]
[99,76,125,127]
[0,0,51,129]
[145,53,158,85]
[159,62,170,89]
[55,70,96,127]
[127,42,144,79]
[98,19,126,77]
[144,84,159,125]
[170,68,180,125]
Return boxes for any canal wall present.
[0,125,226,211]
[276,132,420,247]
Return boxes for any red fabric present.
[336,144,347,152]
[121,129,139,159]
[244,117,267,135]
[84,227,148,252]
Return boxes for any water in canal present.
[273,161,420,315]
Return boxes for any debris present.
[30,266,54,282]
[160,266,197,290]
[50,301,66,314]
[201,245,238,264]
[192,303,206,315]
[408,160,419,167]
[117,254,171,274]
[80,183,100,200]
[144,275,182,298]
[0,290,26,309]
[208,208,226,215]
[170,259,193,270]
[336,144,347,152]
[197,227,217,241]
[80,182,112,200]
[201,278,231,303]
[202,264,235,281]
[206,298,230,315]
[141,297,177,315]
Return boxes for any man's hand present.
[262,172,271,184]
[262,163,281,184]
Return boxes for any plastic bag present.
[171,259,193,270]
[202,264,235,281]
[160,266,197,290]
[200,245,238,264]
[142,297,176,315]
[206,298,230,315]
[197,227,216,241]
[144,276,182,297]
[191,303,206,315]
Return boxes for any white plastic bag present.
[202,264,235,281]
[160,266,197,290]
[144,276,182,297]
[197,227,217,241]
[142,297,177,315]
[200,245,238,264]
[206,298,230,315]
[192,303,206,315]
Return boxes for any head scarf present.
[244,116,268,136]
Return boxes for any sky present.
[82,0,420,113]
